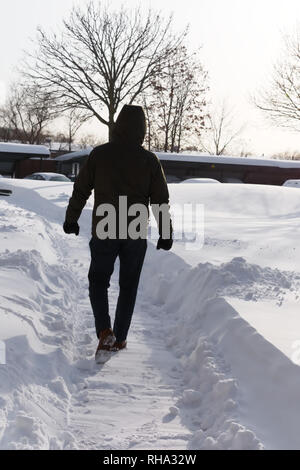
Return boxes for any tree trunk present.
[68,127,72,152]
[108,122,114,142]
[164,129,169,153]
[108,105,115,142]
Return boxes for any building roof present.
[55,146,300,169]
[156,152,300,168]
[0,142,50,157]
[55,147,93,162]
[0,143,51,175]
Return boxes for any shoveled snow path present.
[51,234,262,451]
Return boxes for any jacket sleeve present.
[65,151,96,224]
[149,156,173,239]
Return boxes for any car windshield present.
[49,175,71,182]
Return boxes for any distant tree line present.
[272,150,300,160]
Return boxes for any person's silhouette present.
[63,104,173,360]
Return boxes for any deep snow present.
[1,179,300,449]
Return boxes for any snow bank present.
[167,182,300,271]
[140,248,300,449]
[0,183,93,449]
[0,246,85,449]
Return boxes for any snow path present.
[64,242,193,450]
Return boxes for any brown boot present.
[110,340,127,351]
[95,328,116,357]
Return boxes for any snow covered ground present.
[1,179,300,449]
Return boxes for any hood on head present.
[112,105,146,147]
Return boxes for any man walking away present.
[63,105,173,361]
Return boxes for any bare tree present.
[254,26,300,131]
[141,45,208,153]
[0,82,55,144]
[238,149,254,158]
[198,102,244,155]
[272,150,300,160]
[0,124,11,142]
[22,2,186,141]
[78,133,105,149]
[63,109,91,151]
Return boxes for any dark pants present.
[88,237,147,342]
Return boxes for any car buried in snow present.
[23,172,71,182]
[180,177,221,184]
[282,179,300,188]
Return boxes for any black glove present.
[63,221,79,236]
[156,237,173,251]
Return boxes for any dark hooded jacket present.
[65,105,172,239]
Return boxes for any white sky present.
[0,0,299,155]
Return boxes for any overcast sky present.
[0,0,299,155]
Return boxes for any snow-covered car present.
[66,174,79,182]
[282,179,300,188]
[166,175,181,183]
[24,173,71,182]
[180,178,221,184]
